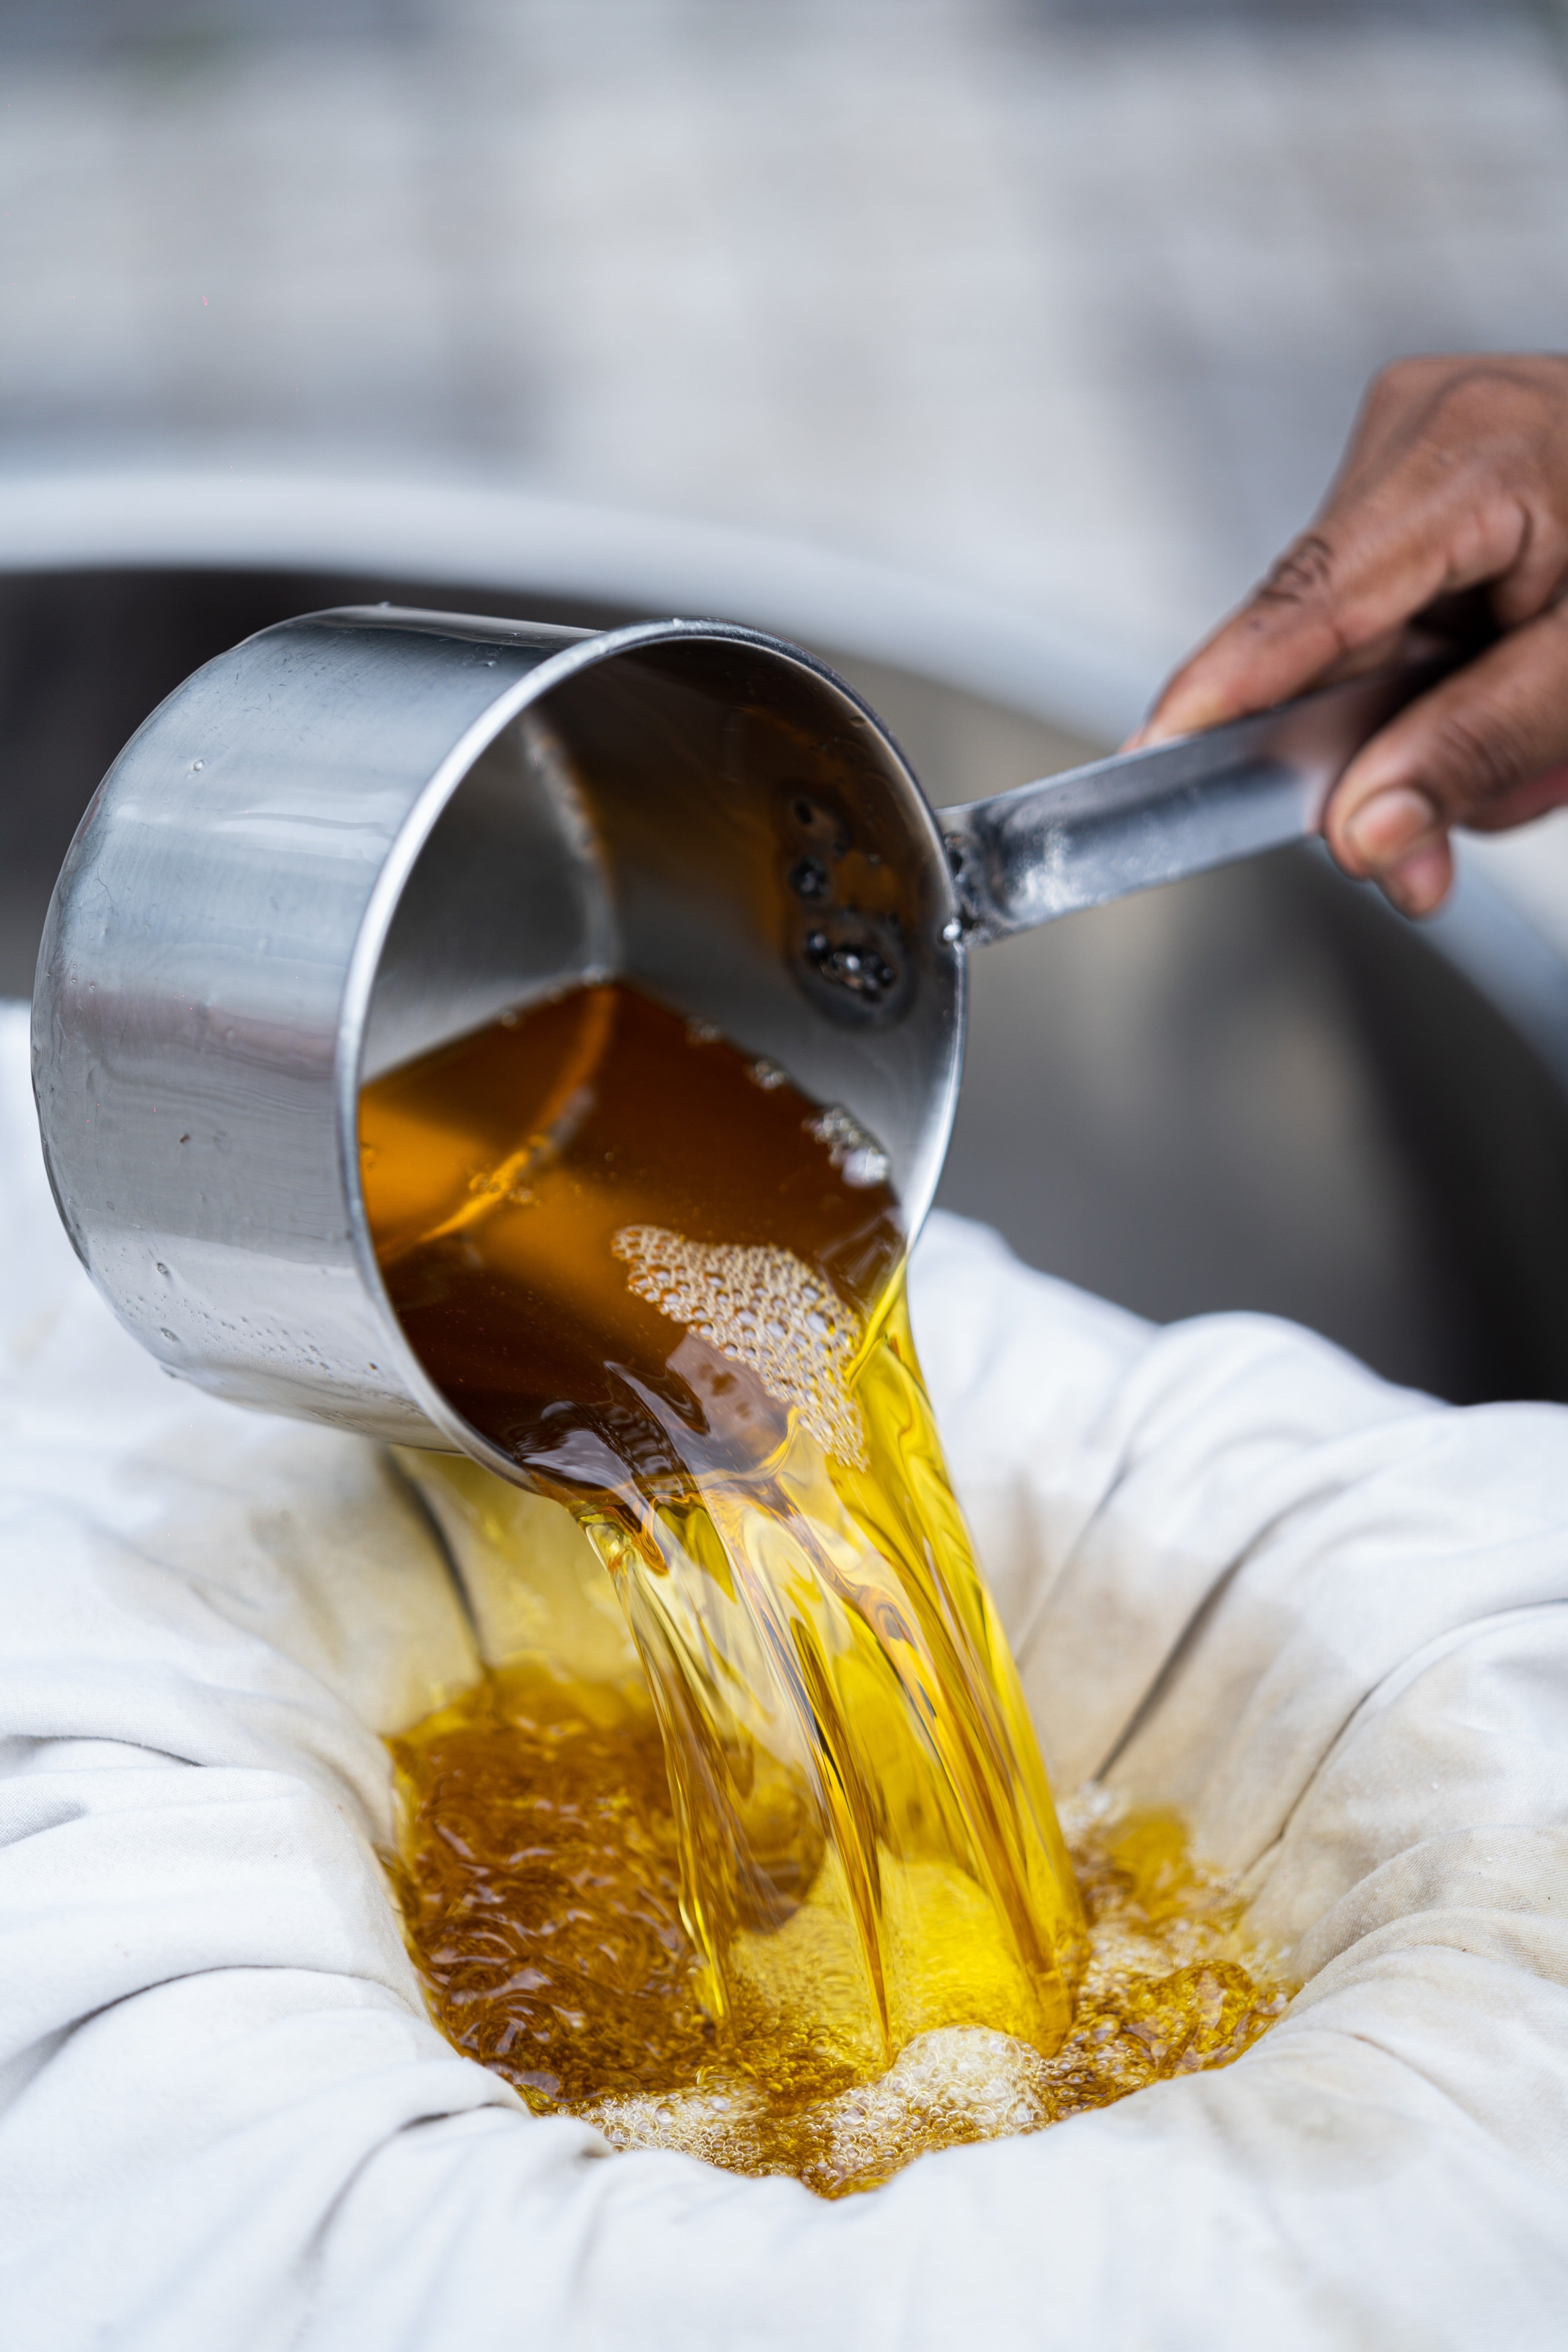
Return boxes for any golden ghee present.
[388,1666,1288,2194]
[364,980,1286,2184]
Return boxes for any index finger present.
[1135,530,1409,746]
[1138,370,1547,747]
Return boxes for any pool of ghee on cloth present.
[362,982,1288,2195]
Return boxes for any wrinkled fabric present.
[0,995,1565,2349]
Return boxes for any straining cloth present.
[0,1000,1564,2348]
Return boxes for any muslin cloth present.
[1,997,1565,2349]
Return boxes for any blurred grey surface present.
[2,0,1567,673]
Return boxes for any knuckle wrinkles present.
[1257,533,1336,608]
[1427,703,1533,804]
[1424,365,1551,450]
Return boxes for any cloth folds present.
[0,1000,1565,2347]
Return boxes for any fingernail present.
[1343,786,1440,869]
[1383,844,1450,918]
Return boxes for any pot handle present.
[938,650,1460,947]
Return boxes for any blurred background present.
[5,0,1568,1396]
[8,0,1568,667]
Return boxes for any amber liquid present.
[388,1680,1288,2193]
[361,981,1083,2090]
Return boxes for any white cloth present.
[0,994,1565,2350]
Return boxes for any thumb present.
[1325,598,1568,914]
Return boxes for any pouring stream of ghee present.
[364,982,1287,2185]
[361,981,1082,2088]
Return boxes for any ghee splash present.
[361,981,1082,2089]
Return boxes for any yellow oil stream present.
[363,980,1288,2184]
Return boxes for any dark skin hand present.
[1138,354,1568,916]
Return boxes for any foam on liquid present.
[612,1226,867,1464]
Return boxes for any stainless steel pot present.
[30,601,1438,1477]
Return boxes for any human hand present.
[1138,354,1568,915]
